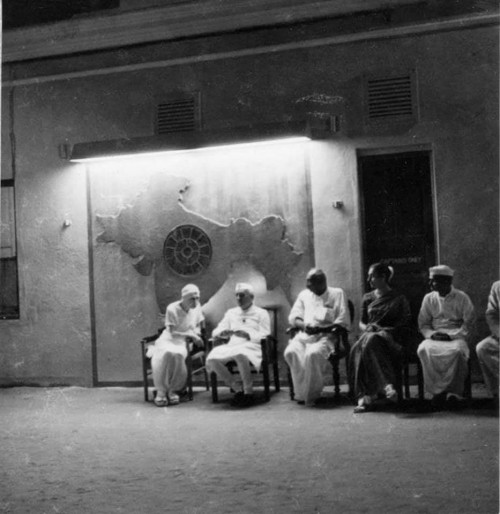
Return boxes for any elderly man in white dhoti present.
[476,280,499,402]
[284,268,350,406]
[149,284,204,407]
[206,283,270,407]
[417,265,475,409]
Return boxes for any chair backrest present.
[348,299,355,325]
[263,306,278,340]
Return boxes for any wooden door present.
[358,151,436,322]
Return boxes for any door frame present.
[356,143,439,291]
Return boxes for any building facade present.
[1,0,498,386]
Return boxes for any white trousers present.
[284,336,330,405]
[206,339,261,394]
[417,339,469,397]
[151,343,188,397]
[476,336,499,397]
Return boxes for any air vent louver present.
[156,96,199,134]
[367,75,415,120]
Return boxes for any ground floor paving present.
[1,385,498,514]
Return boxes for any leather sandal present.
[154,396,168,407]
[167,393,180,406]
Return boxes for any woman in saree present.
[349,263,413,413]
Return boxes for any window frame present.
[1,178,20,320]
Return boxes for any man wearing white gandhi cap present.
[417,265,475,408]
[206,282,270,407]
[149,284,204,407]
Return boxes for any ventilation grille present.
[366,74,415,120]
[156,95,200,134]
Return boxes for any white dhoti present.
[476,337,499,397]
[150,333,188,397]
[284,333,332,405]
[206,337,262,394]
[417,339,470,397]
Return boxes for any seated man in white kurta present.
[206,283,270,407]
[284,268,350,406]
[476,280,499,401]
[417,265,475,408]
[149,284,204,407]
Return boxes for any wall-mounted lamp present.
[60,120,334,163]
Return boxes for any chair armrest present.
[332,325,348,338]
[140,327,165,345]
[207,336,229,352]
[140,328,166,359]
[141,334,159,345]
[186,336,208,357]
[286,326,301,338]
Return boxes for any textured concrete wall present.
[0,23,497,385]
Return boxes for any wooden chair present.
[208,307,280,403]
[140,326,209,402]
[401,350,425,400]
[287,300,354,400]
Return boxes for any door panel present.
[358,151,435,321]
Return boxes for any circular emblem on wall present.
[163,224,212,276]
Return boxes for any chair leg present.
[403,362,410,399]
[287,366,295,400]
[186,355,193,401]
[141,345,150,402]
[210,371,219,403]
[345,359,354,401]
[417,360,424,401]
[333,361,341,396]
[395,365,404,406]
[273,361,280,392]
[262,363,270,402]
[464,359,472,399]
[203,368,210,391]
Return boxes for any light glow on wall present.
[69,136,311,164]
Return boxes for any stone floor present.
[1,384,498,514]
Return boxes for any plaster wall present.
[0,24,497,385]
[88,145,311,382]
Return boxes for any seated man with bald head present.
[206,283,270,407]
[284,269,350,406]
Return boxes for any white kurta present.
[476,281,499,397]
[417,287,475,397]
[284,287,350,404]
[206,304,270,394]
[150,301,204,396]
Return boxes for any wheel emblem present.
[163,225,212,276]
